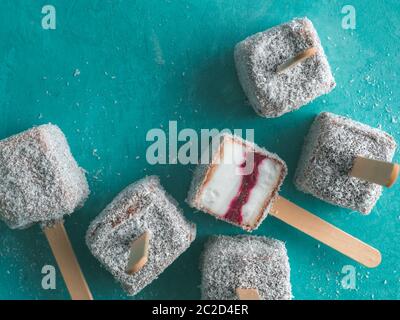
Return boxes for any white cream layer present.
[199,138,282,227]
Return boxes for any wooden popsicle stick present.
[276,47,317,74]
[43,221,93,300]
[236,288,261,300]
[126,231,150,274]
[270,196,381,268]
[350,156,399,187]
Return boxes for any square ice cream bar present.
[234,17,335,118]
[86,176,196,296]
[201,235,292,300]
[294,112,397,214]
[187,134,287,231]
[0,124,89,229]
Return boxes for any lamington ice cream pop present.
[295,112,398,214]
[201,235,292,300]
[187,133,286,231]
[86,176,196,296]
[234,17,335,118]
[0,124,92,299]
[187,133,381,268]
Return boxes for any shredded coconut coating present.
[86,176,196,296]
[294,112,397,214]
[201,235,292,300]
[186,133,287,231]
[0,124,89,229]
[234,17,335,118]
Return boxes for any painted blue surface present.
[0,0,399,299]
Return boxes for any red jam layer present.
[223,152,267,225]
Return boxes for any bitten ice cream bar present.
[295,112,398,214]
[201,235,292,300]
[187,133,382,268]
[187,134,286,231]
[86,176,196,296]
[0,124,92,300]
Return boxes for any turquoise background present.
[0,0,399,300]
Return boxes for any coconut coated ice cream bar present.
[86,176,196,296]
[187,133,286,231]
[295,112,398,214]
[234,17,335,118]
[0,124,89,229]
[0,124,92,299]
[201,235,292,300]
[187,133,381,268]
